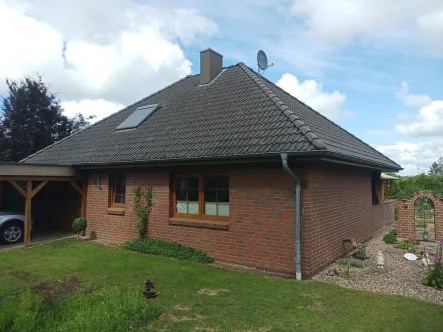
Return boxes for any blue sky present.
[0,0,442,174]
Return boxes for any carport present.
[0,162,86,246]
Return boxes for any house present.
[20,48,401,278]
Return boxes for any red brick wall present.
[85,170,170,243]
[301,164,395,276]
[85,164,296,276]
[85,162,395,277]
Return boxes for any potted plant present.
[73,218,87,241]
[423,229,429,240]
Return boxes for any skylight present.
[116,104,159,130]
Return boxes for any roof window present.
[116,104,159,130]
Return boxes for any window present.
[116,104,159,130]
[204,176,229,217]
[175,177,199,214]
[371,171,380,205]
[173,176,229,218]
[110,174,126,207]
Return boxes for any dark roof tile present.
[22,63,400,170]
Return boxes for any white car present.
[0,211,34,244]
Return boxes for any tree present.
[0,76,94,161]
[428,157,443,175]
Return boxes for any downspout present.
[281,153,302,280]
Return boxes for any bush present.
[423,264,443,290]
[392,173,443,199]
[383,230,397,244]
[0,287,159,332]
[336,258,365,268]
[122,239,214,263]
[423,240,443,289]
[395,241,413,250]
[72,218,87,232]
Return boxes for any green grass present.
[1,240,443,331]
[0,286,159,331]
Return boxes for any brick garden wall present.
[85,162,395,278]
[396,192,443,241]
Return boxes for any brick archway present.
[396,192,443,241]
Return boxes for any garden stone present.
[327,268,340,276]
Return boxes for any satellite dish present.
[256,50,274,75]
[257,50,268,70]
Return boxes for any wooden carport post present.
[69,181,87,218]
[7,180,48,246]
[24,180,32,246]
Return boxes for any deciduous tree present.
[0,76,94,161]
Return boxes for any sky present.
[0,0,442,175]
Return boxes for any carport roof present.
[0,162,78,180]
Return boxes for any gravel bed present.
[313,226,443,305]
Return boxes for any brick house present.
[22,48,401,278]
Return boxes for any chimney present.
[200,48,223,85]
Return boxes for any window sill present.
[168,217,230,230]
[107,207,125,216]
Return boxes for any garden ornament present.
[377,251,385,269]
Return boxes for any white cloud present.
[376,140,443,176]
[291,0,443,54]
[396,82,432,107]
[62,99,124,122]
[395,100,443,137]
[0,0,218,120]
[276,73,348,120]
[393,81,443,137]
[19,0,218,45]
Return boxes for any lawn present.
[1,240,443,332]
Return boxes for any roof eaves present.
[254,69,402,169]
[237,63,327,151]
[320,150,403,171]
[73,150,328,168]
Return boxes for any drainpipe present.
[281,153,302,280]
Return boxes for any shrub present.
[0,286,159,331]
[72,218,87,232]
[122,239,214,263]
[423,240,443,289]
[383,230,397,244]
[133,187,153,239]
[72,218,87,241]
[395,241,413,250]
[340,264,353,279]
[336,258,365,268]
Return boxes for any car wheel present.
[1,222,24,244]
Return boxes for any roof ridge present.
[237,62,327,151]
[254,69,401,168]
[21,73,196,163]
